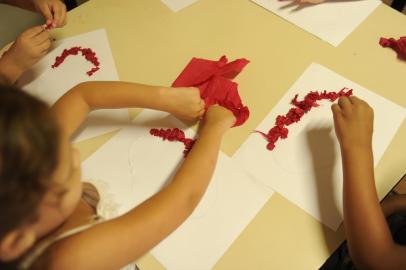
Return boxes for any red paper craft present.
[256,88,353,151]
[44,23,53,30]
[172,56,250,127]
[150,128,196,157]
[379,37,406,60]
[51,46,101,76]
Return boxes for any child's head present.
[0,86,83,263]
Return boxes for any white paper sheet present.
[233,63,405,231]
[160,0,198,12]
[17,29,129,142]
[250,0,381,46]
[81,109,272,270]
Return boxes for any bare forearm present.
[0,53,24,85]
[52,81,176,137]
[121,123,226,245]
[52,124,227,270]
[341,146,393,266]
[73,81,171,110]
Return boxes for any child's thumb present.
[38,4,54,24]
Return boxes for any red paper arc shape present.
[256,88,353,151]
[51,46,101,76]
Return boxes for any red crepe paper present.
[172,56,250,127]
[256,88,353,151]
[379,37,406,60]
[150,128,196,157]
[44,23,54,30]
[51,46,101,76]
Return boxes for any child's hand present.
[32,0,67,28]
[165,87,205,123]
[3,26,51,73]
[203,105,236,131]
[299,0,325,3]
[331,96,374,150]
[281,0,325,4]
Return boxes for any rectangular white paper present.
[81,109,272,270]
[160,0,198,12]
[233,63,405,231]
[17,29,129,142]
[250,0,381,46]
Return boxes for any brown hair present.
[0,85,60,240]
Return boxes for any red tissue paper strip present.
[150,128,196,157]
[379,37,406,60]
[44,23,54,30]
[172,56,250,127]
[51,46,101,76]
[256,88,353,151]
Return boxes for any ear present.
[0,229,36,262]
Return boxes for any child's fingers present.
[349,95,366,106]
[60,8,68,27]
[24,26,46,38]
[38,38,52,54]
[331,103,344,126]
[337,96,352,112]
[57,4,67,27]
[38,3,54,23]
[331,103,342,115]
[52,2,66,27]
[198,107,205,117]
[33,30,50,45]
[198,99,205,110]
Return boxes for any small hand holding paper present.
[4,26,51,71]
[331,96,374,150]
[32,0,67,28]
[173,56,250,127]
[164,87,206,123]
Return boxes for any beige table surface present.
[50,0,406,269]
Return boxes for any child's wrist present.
[340,142,373,159]
[0,52,25,84]
[158,86,173,105]
[158,86,169,97]
[202,119,232,133]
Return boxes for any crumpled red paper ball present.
[51,46,100,76]
[150,128,196,157]
[256,88,353,151]
[172,56,250,127]
[379,37,406,60]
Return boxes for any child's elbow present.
[350,248,399,270]
[185,189,206,215]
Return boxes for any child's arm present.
[50,81,205,136]
[332,96,406,270]
[0,26,51,85]
[48,106,235,270]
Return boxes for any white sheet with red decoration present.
[17,29,129,142]
[233,63,405,231]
